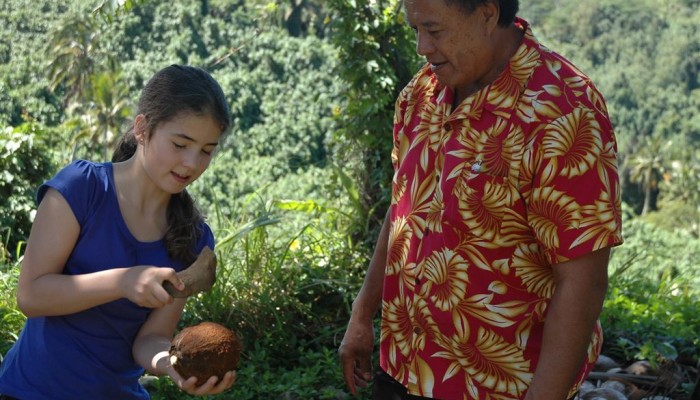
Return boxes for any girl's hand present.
[121,266,183,308]
[170,367,237,396]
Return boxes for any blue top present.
[0,160,214,400]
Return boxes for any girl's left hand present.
[171,367,237,396]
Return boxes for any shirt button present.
[415,277,420,286]
[414,326,423,335]
[443,123,451,131]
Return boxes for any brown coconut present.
[169,322,242,386]
[163,247,217,298]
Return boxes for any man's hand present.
[338,317,376,396]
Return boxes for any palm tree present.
[46,16,102,108]
[627,135,671,215]
[660,149,700,236]
[67,71,131,161]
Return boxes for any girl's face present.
[135,112,222,194]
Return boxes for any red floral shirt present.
[380,18,623,399]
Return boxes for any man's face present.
[405,0,499,100]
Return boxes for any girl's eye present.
[173,143,186,149]
[202,149,212,156]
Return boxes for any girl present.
[0,65,236,399]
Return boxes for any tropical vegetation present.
[1,0,698,398]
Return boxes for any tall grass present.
[143,196,372,398]
[0,260,24,361]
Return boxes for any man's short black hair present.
[444,0,519,27]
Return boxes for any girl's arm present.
[133,280,236,395]
[17,188,183,317]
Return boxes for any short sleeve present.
[527,106,623,265]
[37,160,108,226]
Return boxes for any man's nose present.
[416,32,434,56]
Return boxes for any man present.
[338,1,623,399]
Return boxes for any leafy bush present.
[0,123,56,259]
[180,196,367,362]
[603,218,700,365]
[0,261,24,360]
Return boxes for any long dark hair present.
[112,65,231,264]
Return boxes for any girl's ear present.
[133,114,148,144]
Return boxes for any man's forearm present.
[351,208,391,322]
[526,249,610,400]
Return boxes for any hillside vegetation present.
[1,0,698,398]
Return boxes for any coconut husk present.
[169,321,242,386]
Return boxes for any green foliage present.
[0,123,56,259]
[66,70,132,161]
[147,345,366,399]
[179,192,368,365]
[604,218,700,364]
[0,261,24,360]
[603,276,699,366]
[325,0,421,240]
[1,0,700,396]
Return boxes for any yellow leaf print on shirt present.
[413,296,440,351]
[426,185,445,233]
[407,167,442,235]
[489,45,538,110]
[512,243,555,298]
[574,189,621,251]
[458,180,510,241]
[409,354,436,397]
[528,187,582,250]
[409,102,452,172]
[597,140,619,190]
[517,88,563,123]
[419,248,469,312]
[383,294,413,362]
[434,327,532,396]
[497,206,532,247]
[401,70,436,127]
[481,118,511,176]
[453,294,528,333]
[541,107,603,182]
[383,295,439,371]
[392,172,408,206]
[387,216,413,276]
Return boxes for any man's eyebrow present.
[173,132,219,146]
[409,20,441,29]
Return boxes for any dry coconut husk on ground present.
[573,354,699,400]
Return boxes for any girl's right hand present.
[121,266,184,308]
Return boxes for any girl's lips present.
[171,172,189,184]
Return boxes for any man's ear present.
[133,114,147,143]
[481,1,501,32]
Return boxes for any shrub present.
[603,218,700,365]
[0,123,56,260]
[0,261,24,360]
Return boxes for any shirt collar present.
[433,17,541,122]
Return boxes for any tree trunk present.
[641,167,652,215]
